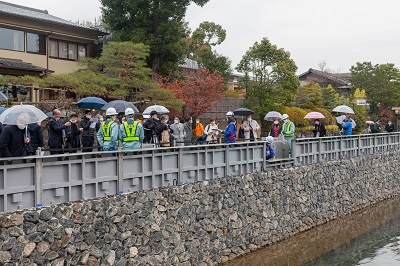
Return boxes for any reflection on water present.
[224,197,400,266]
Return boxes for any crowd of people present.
[0,107,396,159]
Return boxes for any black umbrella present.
[101,100,139,113]
[233,108,255,116]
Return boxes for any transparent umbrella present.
[304,112,325,119]
[0,104,47,125]
[332,105,355,114]
[143,104,170,115]
[264,111,283,121]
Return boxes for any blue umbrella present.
[0,107,6,115]
[76,97,107,110]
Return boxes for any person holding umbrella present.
[243,114,260,141]
[0,112,31,157]
[341,116,353,136]
[313,119,327,137]
[269,118,282,137]
[80,109,96,152]
[48,109,71,155]
[97,108,119,151]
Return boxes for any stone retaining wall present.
[1,152,400,265]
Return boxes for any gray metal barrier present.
[1,141,291,212]
[292,132,400,165]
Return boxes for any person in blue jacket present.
[265,136,276,160]
[341,116,353,136]
[222,111,236,143]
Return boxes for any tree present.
[186,22,232,82]
[350,62,400,114]
[161,68,224,118]
[294,82,322,109]
[235,38,299,119]
[101,0,210,75]
[352,88,368,123]
[321,85,342,111]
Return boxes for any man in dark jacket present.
[48,109,70,155]
[143,111,167,145]
[27,121,44,155]
[80,109,95,152]
[65,114,81,153]
[0,112,31,157]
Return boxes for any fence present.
[1,132,399,213]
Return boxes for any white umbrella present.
[264,111,283,121]
[143,104,170,115]
[0,104,47,125]
[336,115,356,128]
[304,112,325,119]
[332,105,355,114]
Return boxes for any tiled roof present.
[0,58,52,73]
[298,68,351,85]
[0,1,104,33]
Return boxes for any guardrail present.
[1,141,291,212]
[2,132,399,213]
[292,132,400,165]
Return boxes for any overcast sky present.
[6,0,400,74]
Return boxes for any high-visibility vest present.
[283,121,294,137]
[102,120,114,141]
[123,121,139,142]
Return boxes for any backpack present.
[371,123,379,133]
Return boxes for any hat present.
[85,109,91,114]
[265,136,274,144]
[282,114,289,120]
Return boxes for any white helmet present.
[125,108,134,116]
[106,107,118,116]
[226,111,234,118]
[282,114,289,120]
[266,136,274,144]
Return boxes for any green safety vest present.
[283,121,294,137]
[101,120,114,141]
[123,121,139,142]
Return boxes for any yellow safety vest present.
[102,120,114,141]
[123,121,139,142]
[283,121,294,137]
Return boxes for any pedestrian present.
[265,136,276,160]
[143,111,166,145]
[184,117,193,145]
[193,118,205,144]
[312,119,327,137]
[95,115,104,132]
[237,120,245,141]
[222,111,236,143]
[269,118,282,137]
[243,114,260,141]
[170,116,185,146]
[119,108,144,150]
[385,120,395,132]
[0,112,31,157]
[370,119,382,133]
[64,114,81,153]
[341,116,353,136]
[203,119,219,143]
[27,120,44,155]
[48,109,71,155]
[160,115,171,147]
[281,114,295,151]
[97,108,119,151]
[80,109,96,152]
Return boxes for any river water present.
[224,196,400,266]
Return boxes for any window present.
[26,32,46,54]
[68,43,77,60]
[49,39,58,57]
[49,38,86,60]
[0,27,24,51]
[58,41,68,59]
[78,44,86,60]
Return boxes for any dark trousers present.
[49,146,64,155]
[82,138,94,152]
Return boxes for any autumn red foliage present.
[160,68,224,118]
